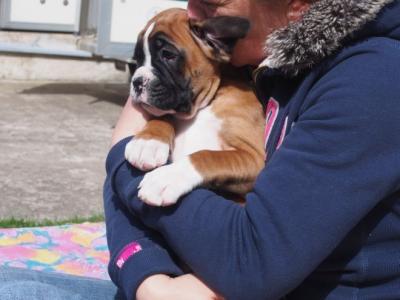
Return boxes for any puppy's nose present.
[132,77,144,94]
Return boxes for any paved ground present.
[0,81,128,220]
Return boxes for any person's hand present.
[111,97,150,147]
[136,273,224,300]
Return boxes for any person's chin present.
[231,44,265,67]
[231,56,262,67]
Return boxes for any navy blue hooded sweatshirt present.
[104,0,400,299]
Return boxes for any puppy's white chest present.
[172,106,222,161]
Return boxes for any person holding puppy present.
[106,0,400,299]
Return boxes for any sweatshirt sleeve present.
[104,137,183,300]
[111,50,400,300]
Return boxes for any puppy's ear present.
[189,16,250,63]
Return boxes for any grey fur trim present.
[260,0,395,76]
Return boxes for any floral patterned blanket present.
[0,222,109,280]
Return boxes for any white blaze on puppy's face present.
[130,22,155,104]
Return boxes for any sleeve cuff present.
[105,136,132,174]
[115,245,184,300]
[105,136,145,205]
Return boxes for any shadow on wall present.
[20,83,129,107]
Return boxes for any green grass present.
[0,214,104,228]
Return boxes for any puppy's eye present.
[155,38,164,49]
[161,49,177,61]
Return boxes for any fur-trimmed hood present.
[260,0,400,76]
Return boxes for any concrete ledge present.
[0,31,130,82]
[0,54,130,82]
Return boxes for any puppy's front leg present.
[125,118,175,171]
[138,156,202,206]
[138,149,264,206]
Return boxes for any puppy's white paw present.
[138,157,203,206]
[125,138,169,171]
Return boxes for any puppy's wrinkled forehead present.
[136,8,250,67]
[142,9,192,50]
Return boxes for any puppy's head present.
[130,8,249,119]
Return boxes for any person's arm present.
[104,137,185,300]
[111,97,149,147]
[111,50,400,299]
[107,101,222,300]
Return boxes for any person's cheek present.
[187,1,205,20]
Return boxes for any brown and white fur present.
[125,8,265,206]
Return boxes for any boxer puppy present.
[125,8,265,206]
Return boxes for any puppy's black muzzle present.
[148,78,193,113]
